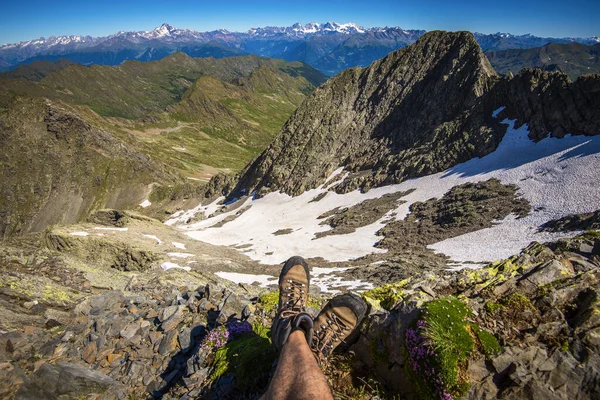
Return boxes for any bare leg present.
[264,330,334,400]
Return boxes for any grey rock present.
[592,239,600,256]
[61,331,74,342]
[159,305,180,322]
[178,328,193,353]
[44,309,72,327]
[90,291,125,311]
[15,362,123,399]
[241,304,254,321]
[467,358,491,382]
[419,285,436,298]
[22,300,38,310]
[518,260,574,291]
[158,330,179,356]
[570,258,598,272]
[119,322,140,340]
[161,307,185,332]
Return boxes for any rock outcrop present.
[1,227,598,399]
[229,31,600,199]
[349,232,600,399]
[0,98,180,238]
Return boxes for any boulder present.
[16,362,124,399]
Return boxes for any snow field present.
[172,111,600,271]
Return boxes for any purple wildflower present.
[405,319,454,400]
[200,320,253,351]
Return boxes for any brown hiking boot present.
[311,292,367,366]
[271,256,313,350]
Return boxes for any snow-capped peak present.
[246,21,366,37]
[149,23,176,38]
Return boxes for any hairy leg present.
[264,330,333,400]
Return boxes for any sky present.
[1,0,599,44]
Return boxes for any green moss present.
[257,291,321,313]
[422,297,474,395]
[0,275,78,307]
[462,255,531,291]
[560,340,570,352]
[42,284,74,304]
[257,291,278,311]
[471,325,501,357]
[210,322,277,391]
[484,301,503,315]
[361,279,410,310]
[581,229,600,239]
[406,297,479,399]
[501,292,534,311]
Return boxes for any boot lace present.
[311,312,350,365]
[279,279,307,319]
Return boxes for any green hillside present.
[0,54,326,178]
[486,42,600,80]
[0,55,327,235]
[0,53,326,119]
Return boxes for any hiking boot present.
[271,256,313,350]
[311,292,367,366]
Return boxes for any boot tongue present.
[292,312,314,347]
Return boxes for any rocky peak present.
[228,29,600,200]
[230,30,500,198]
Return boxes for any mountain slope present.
[229,31,600,199]
[231,31,500,197]
[312,28,426,75]
[0,53,326,119]
[0,58,74,81]
[0,54,326,237]
[0,97,180,238]
[486,42,600,80]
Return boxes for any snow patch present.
[69,231,89,237]
[172,242,186,250]
[165,196,226,226]
[214,269,371,293]
[139,199,151,208]
[142,234,162,245]
[215,272,277,286]
[93,227,128,232]
[175,111,600,268]
[161,262,191,272]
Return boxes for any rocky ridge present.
[0,98,179,239]
[228,31,600,199]
[0,220,598,399]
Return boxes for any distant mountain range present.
[485,42,600,81]
[1,22,598,76]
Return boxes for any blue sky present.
[1,0,599,44]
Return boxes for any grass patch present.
[406,297,476,399]
[210,322,277,391]
[257,291,322,313]
[422,298,473,389]
[471,325,501,357]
